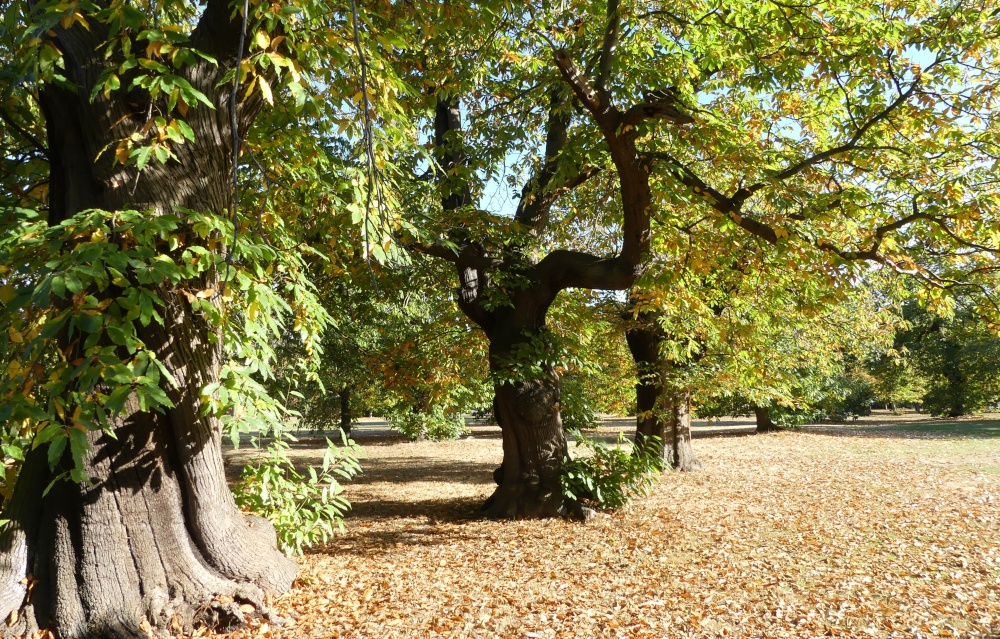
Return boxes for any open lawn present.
[222,414,1000,638]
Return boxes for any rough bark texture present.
[1,8,295,638]
[483,319,568,519]
[626,317,702,472]
[754,405,778,433]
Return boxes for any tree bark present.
[339,387,352,435]
[482,307,569,518]
[625,315,702,471]
[1,13,295,638]
[754,405,778,433]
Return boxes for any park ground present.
[222,412,1000,639]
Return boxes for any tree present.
[0,0,402,634]
[625,308,703,471]
[893,301,1000,417]
[386,0,1000,517]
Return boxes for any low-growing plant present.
[388,405,469,441]
[234,434,361,555]
[560,430,661,510]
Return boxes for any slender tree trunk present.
[625,316,702,471]
[1,23,294,637]
[339,387,352,435]
[754,405,778,433]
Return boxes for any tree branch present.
[537,249,638,291]
[0,106,48,158]
[596,0,620,96]
[552,49,607,119]
[650,152,778,244]
[744,79,920,193]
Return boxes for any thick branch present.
[553,49,608,120]
[435,94,472,211]
[537,250,638,291]
[190,0,252,60]
[514,89,572,234]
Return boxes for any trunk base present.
[1,409,296,639]
[485,374,568,519]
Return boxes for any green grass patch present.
[858,419,1000,439]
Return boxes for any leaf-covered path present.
[227,417,1000,638]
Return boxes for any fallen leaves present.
[215,419,1000,639]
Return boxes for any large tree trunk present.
[1,17,295,637]
[482,319,568,519]
[625,316,702,472]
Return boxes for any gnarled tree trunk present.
[625,314,702,471]
[1,8,296,637]
[484,321,568,519]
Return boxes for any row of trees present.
[2,0,1000,636]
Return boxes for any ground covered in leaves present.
[226,414,1000,638]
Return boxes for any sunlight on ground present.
[223,414,1000,639]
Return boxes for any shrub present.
[388,405,469,440]
[560,374,601,431]
[560,430,661,510]
[234,435,361,555]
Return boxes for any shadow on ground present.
[344,495,487,525]
[350,457,497,486]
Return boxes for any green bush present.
[560,431,661,510]
[560,374,601,431]
[233,435,361,555]
[388,405,469,440]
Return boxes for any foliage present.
[560,431,661,511]
[559,373,601,431]
[0,206,329,493]
[895,302,1000,417]
[234,435,361,556]
[387,405,469,441]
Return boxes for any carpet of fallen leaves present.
[225,416,1000,639]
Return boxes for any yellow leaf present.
[243,75,257,100]
[195,288,216,299]
[254,30,270,50]
[0,284,15,304]
[258,76,274,106]
[7,327,23,343]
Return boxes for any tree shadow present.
[345,495,486,523]
[350,457,498,486]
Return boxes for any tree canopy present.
[2,0,1000,635]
